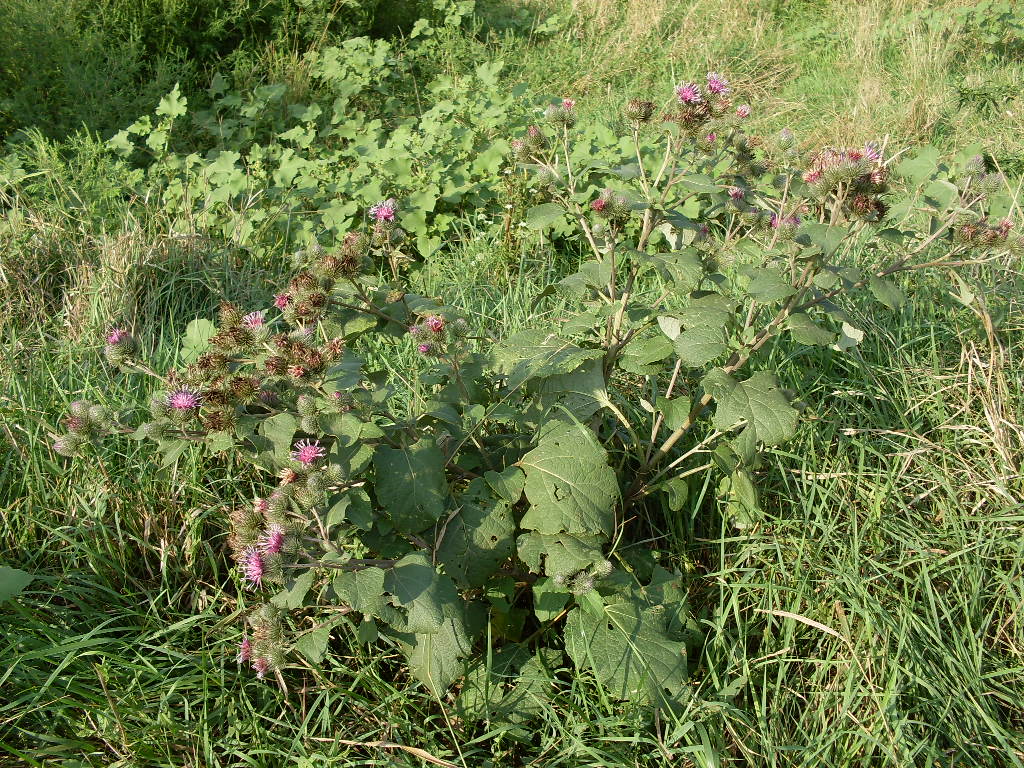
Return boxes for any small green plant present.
[52,76,1019,717]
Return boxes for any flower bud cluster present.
[800,143,889,222]
[228,492,307,592]
[624,98,655,125]
[590,188,631,224]
[510,124,549,162]
[545,97,577,128]
[551,559,615,596]
[103,327,137,367]
[264,327,343,383]
[408,313,470,358]
[952,214,1016,251]
[241,603,286,679]
[668,72,733,137]
[367,199,406,250]
[52,400,116,456]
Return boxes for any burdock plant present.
[52,77,1019,713]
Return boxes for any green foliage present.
[101,34,522,261]
[45,73,1021,729]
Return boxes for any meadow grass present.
[2,0,1024,765]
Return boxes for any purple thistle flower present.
[274,293,291,310]
[527,125,541,138]
[242,311,265,330]
[253,657,270,679]
[705,132,717,143]
[736,104,751,118]
[260,524,286,556]
[241,547,265,588]
[291,439,326,466]
[106,327,130,345]
[706,72,730,95]
[728,186,745,200]
[254,498,269,515]
[425,315,445,333]
[369,198,397,223]
[238,635,252,663]
[167,388,202,411]
[675,82,702,105]
[418,343,432,355]
[863,141,882,162]
[562,97,576,110]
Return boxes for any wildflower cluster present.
[668,72,739,134]
[52,400,116,456]
[407,313,470,358]
[239,604,285,680]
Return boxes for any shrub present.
[52,75,1020,717]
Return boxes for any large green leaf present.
[743,267,797,302]
[0,566,33,604]
[702,369,798,445]
[787,313,835,346]
[524,202,567,230]
[402,616,473,697]
[519,423,618,537]
[260,413,298,462]
[895,145,941,185]
[868,275,905,310]
[565,598,688,705]
[674,325,727,367]
[180,318,216,364]
[556,260,611,297]
[529,358,607,420]
[373,440,447,533]
[384,552,460,634]
[491,330,603,389]
[517,531,606,578]
[437,479,515,587]
[455,646,555,723]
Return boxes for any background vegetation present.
[2,0,1022,765]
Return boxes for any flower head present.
[736,104,751,118]
[591,198,607,212]
[241,547,265,588]
[106,328,130,345]
[562,97,576,110]
[167,388,202,411]
[254,497,269,515]
[705,132,717,143]
[417,343,433,355]
[425,315,445,333]
[242,311,265,330]
[260,524,286,556]
[675,82,702,105]
[369,198,398,223]
[706,72,730,95]
[238,635,252,663]
[274,293,291,310]
[253,656,271,679]
[728,186,745,200]
[291,439,326,466]
[863,141,882,162]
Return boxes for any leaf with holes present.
[565,598,689,705]
[519,423,618,537]
[702,369,798,445]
